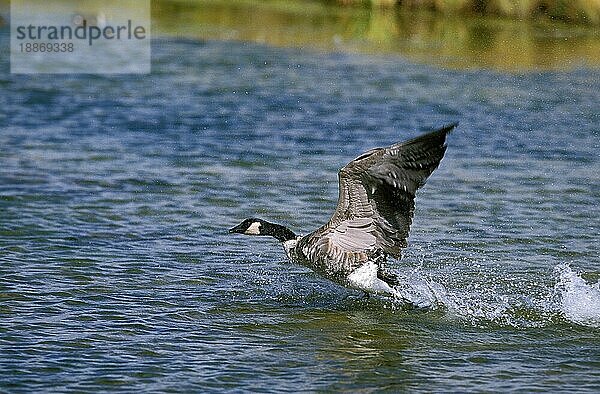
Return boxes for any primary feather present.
[230,123,456,296]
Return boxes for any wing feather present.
[298,123,456,277]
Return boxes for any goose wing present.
[298,123,456,276]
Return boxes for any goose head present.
[229,218,297,242]
[229,218,265,236]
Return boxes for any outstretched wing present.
[298,123,456,277]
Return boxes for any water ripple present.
[1,37,599,392]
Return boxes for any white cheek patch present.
[245,222,261,235]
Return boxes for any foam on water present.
[391,269,440,309]
[553,263,600,328]
[393,263,600,328]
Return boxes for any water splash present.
[553,263,600,328]
[392,269,440,309]
[392,267,517,324]
[392,263,600,328]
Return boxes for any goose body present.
[229,123,456,299]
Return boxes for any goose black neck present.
[263,222,297,242]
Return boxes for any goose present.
[229,123,456,301]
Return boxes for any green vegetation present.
[335,0,600,25]
[1,0,598,70]
[154,0,600,71]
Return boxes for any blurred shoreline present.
[152,0,600,71]
[1,0,599,71]
[334,0,600,26]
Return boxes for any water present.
[1,33,600,391]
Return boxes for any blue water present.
[1,33,600,392]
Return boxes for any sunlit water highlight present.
[1,32,599,391]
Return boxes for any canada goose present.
[229,123,456,300]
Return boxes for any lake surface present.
[1,26,600,392]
